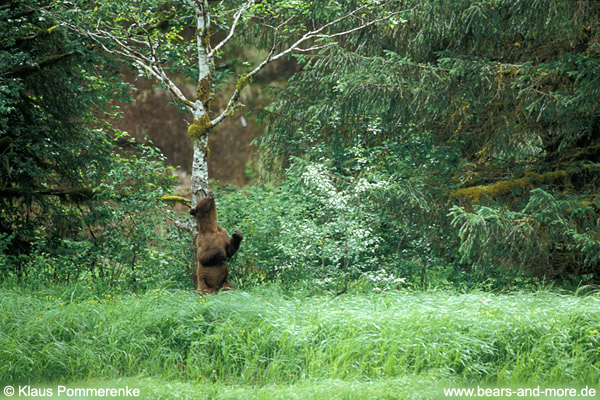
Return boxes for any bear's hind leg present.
[220,281,235,292]
[196,277,216,295]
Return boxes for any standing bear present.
[189,191,243,293]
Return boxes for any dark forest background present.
[1,0,599,291]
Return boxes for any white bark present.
[189,0,212,207]
[208,1,254,58]
[191,111,210,206]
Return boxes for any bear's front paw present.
[232,231,243,241]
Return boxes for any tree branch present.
[447,166,600,204]
[314,12,404,40]
[211,42,277,126]
[211,4,405,128]
[2,24,60,50]
[58,20,194,110]
[1,50,77,78]
[208,1,254,58]
[286,42,337,54]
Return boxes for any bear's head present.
[190,191,217,229]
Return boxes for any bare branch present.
[174,218,196,235]
[209,1,254,58]
[57,18,195,110]
[107,45,193,108]
[308,3,371,36]
[149,63,195,109]
[211,42,277,127]
[314,12,404,40]
[288,42,337,54]
[268,6,404,63]
[211,4,407,129]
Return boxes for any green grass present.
[0,376,439,400]
[0,285,599,399]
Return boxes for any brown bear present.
[189,191,242,294]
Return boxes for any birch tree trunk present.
[189,0,212,207]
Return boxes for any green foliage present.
[70,0,196,80]
[0,1,187,287]
[64,0,396,107]
[0,135,188,288]
[1,287,599,388]
[255,0,600,285]
[220,159,383,287]
[4,0,599,289]
[234,0,399,50]
[217,151,457,290]
[0,0,115,277]
[449,189,600,280]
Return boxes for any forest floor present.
[0,286,599,399]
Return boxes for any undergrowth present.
[1,285,599,389]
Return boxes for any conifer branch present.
[1,51,77,77]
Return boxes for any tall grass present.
[0,286,599,387]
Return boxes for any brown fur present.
[190,191,242,294]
